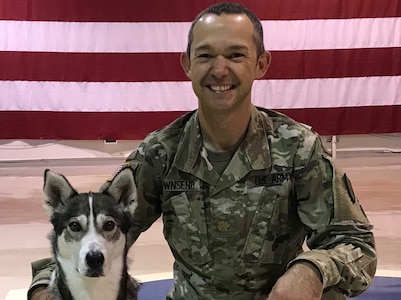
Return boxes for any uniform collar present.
[174,111,203,173]
[242,105,273,170]
[174,105,273,181]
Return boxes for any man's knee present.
[29,286,52,300]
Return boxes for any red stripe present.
[279,106,401,136]
[1,0,400,21]
[1,106,400,139]
[267,48,401,80]
[0,111,185,140]
[0,52,185,82]
[1,48,400,82]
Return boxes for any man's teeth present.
[210,85,232,92]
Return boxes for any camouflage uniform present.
[29,106,376,299]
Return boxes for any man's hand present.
[30,287,53,300]
[267,262,323,300]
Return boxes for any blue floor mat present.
[138,276,401,299]
[138,279,173,300]
[347,276,401,299]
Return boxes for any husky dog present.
[43,168,140,300]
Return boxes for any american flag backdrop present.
[0,0,400,140]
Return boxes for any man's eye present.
[229,53,245,59]
[69,221,82,232]
[197,53,211,59]
[103,220,116,231]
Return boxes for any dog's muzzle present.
[85,250,105,277]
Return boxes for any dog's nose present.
[86,251,104,268]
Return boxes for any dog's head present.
[43,168,137,277]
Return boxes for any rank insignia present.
[217,221,230,232]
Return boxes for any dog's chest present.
[67,275,121,300]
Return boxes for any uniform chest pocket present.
[242,188,290,264]
[162,192,212,265]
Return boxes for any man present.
[30,2,376,299]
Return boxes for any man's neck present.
[199,105,251,152]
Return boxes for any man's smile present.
[207,84,236,93]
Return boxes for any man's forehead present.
[193,43,249,53]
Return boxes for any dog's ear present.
[102,168,137,212]
[43,169,78,216]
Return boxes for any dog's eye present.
[103,221,115,231]
[69,221,82,232]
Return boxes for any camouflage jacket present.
[123,105,376,299]
[29,105,376,299]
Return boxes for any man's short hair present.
[186,2,265,58]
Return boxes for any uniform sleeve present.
[114,137,164,246]
[27,258,55,299]
[289,136,377,296]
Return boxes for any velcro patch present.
[343,174,356,203]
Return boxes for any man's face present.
[181,13,268,113]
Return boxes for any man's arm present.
[27,258,55,299]
[117,137,165,246]
[267,262,323,300]
[291,136,376,296]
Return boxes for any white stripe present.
[264,17,401,51]
[1,17,400,52]
[88,193,94,226]
[253,76,401,109]
[0,21,189,53]
[0,76,400,112]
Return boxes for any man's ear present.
[255,51,271,79]
[180,52,192,79]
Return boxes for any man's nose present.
[211,56,229,77]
